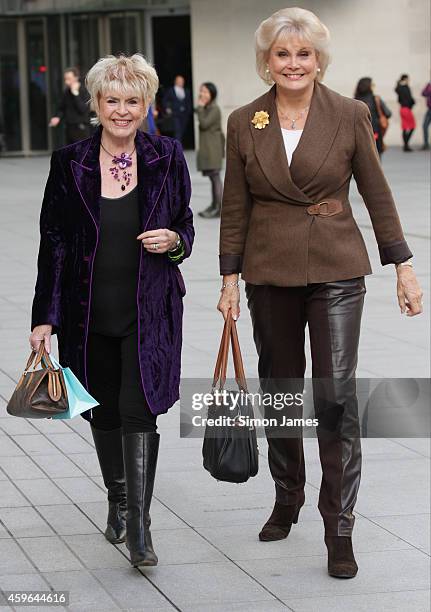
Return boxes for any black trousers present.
[87,331,157,434]
[246,277,366,536]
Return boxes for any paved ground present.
[0,147,429,611]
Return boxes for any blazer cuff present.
[219,254,242,275]
[378,240,413,266]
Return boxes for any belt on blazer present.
[306,199,343,217]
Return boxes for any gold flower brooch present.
[252,110,269,130]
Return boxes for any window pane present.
[0,20,21,152]
[70,15,100,77]
[110,15,138,55]
[26,19,48,150]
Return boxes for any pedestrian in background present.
[49,67,90,144]
[162,75,192,143]
[218,6,423,581]
[196,82,225,218]
[30,54,194,569]
[395,74,416,152]
[141,104,158,135]
[354,77,391,156]
[421,79,431,150]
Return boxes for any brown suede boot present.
[259,502,302,541]
[324,536,358,578]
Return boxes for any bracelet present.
[221,281,239,291]
[396,258,413,269]
[168,243,185,262]
[168,233,182,253]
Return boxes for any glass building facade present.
[0,0,193,154]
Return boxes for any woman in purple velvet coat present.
[29,54,194,568]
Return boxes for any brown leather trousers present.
[246,278,366,536]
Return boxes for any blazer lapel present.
[249,85,311,205]
[290,82,344,189]
[250,82,345,203]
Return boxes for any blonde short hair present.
[255,7,331,85]
[86,54,159,123]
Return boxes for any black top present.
[395,84,415,109]
[57,85,90,126]
[89,186,140,337]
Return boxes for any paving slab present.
[0,506,54,538]
[18,535,85,573]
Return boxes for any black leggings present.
[87,331,157,434]
[402,129,414,147]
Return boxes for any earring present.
[265,65,270,74]
[317,68,321,73]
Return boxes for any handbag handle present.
[212,312,248,392]
[24,343,56,374]
[212,313,232,389]
[24,342,47,372]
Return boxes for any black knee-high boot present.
[91,425,127,544]
[122,432,160,567]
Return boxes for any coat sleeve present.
[31,151,67,334]
[219,110,253,274]
[169,140,194,265]
[196,105,220,130]
[351,101,412,265]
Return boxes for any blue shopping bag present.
[49,355,99,419]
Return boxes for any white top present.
[174,85,186,100]
[281,128,303,165]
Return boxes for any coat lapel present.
[289,82,344,189]
[71,127,102,230]
[249,82,344,203]
[249,85,310,204]
[135,131,172,231]
[71,126,172,231]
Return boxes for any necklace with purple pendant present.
[101,142,136,191]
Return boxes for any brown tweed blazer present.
[219,82,412,286]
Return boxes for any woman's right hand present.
[29,325,52,353]
[217,276,240,321]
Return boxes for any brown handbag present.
[375,96,389,136]
[7,343,68,419]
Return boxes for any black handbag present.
[202,313,259,483]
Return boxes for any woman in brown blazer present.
[218,7,423,579]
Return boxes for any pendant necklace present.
[101,141,136,191]
[277,105,309,129]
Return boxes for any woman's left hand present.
[137,229,178,254]
[396,266,423,316]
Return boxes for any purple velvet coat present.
[31,127,194,417]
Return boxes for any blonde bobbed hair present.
[86,53,159,124]
[255,7,331,85]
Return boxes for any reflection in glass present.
[26,19,48,150]
[70,15,100,78]
[0,20,21,152]
[110,15,138,55]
